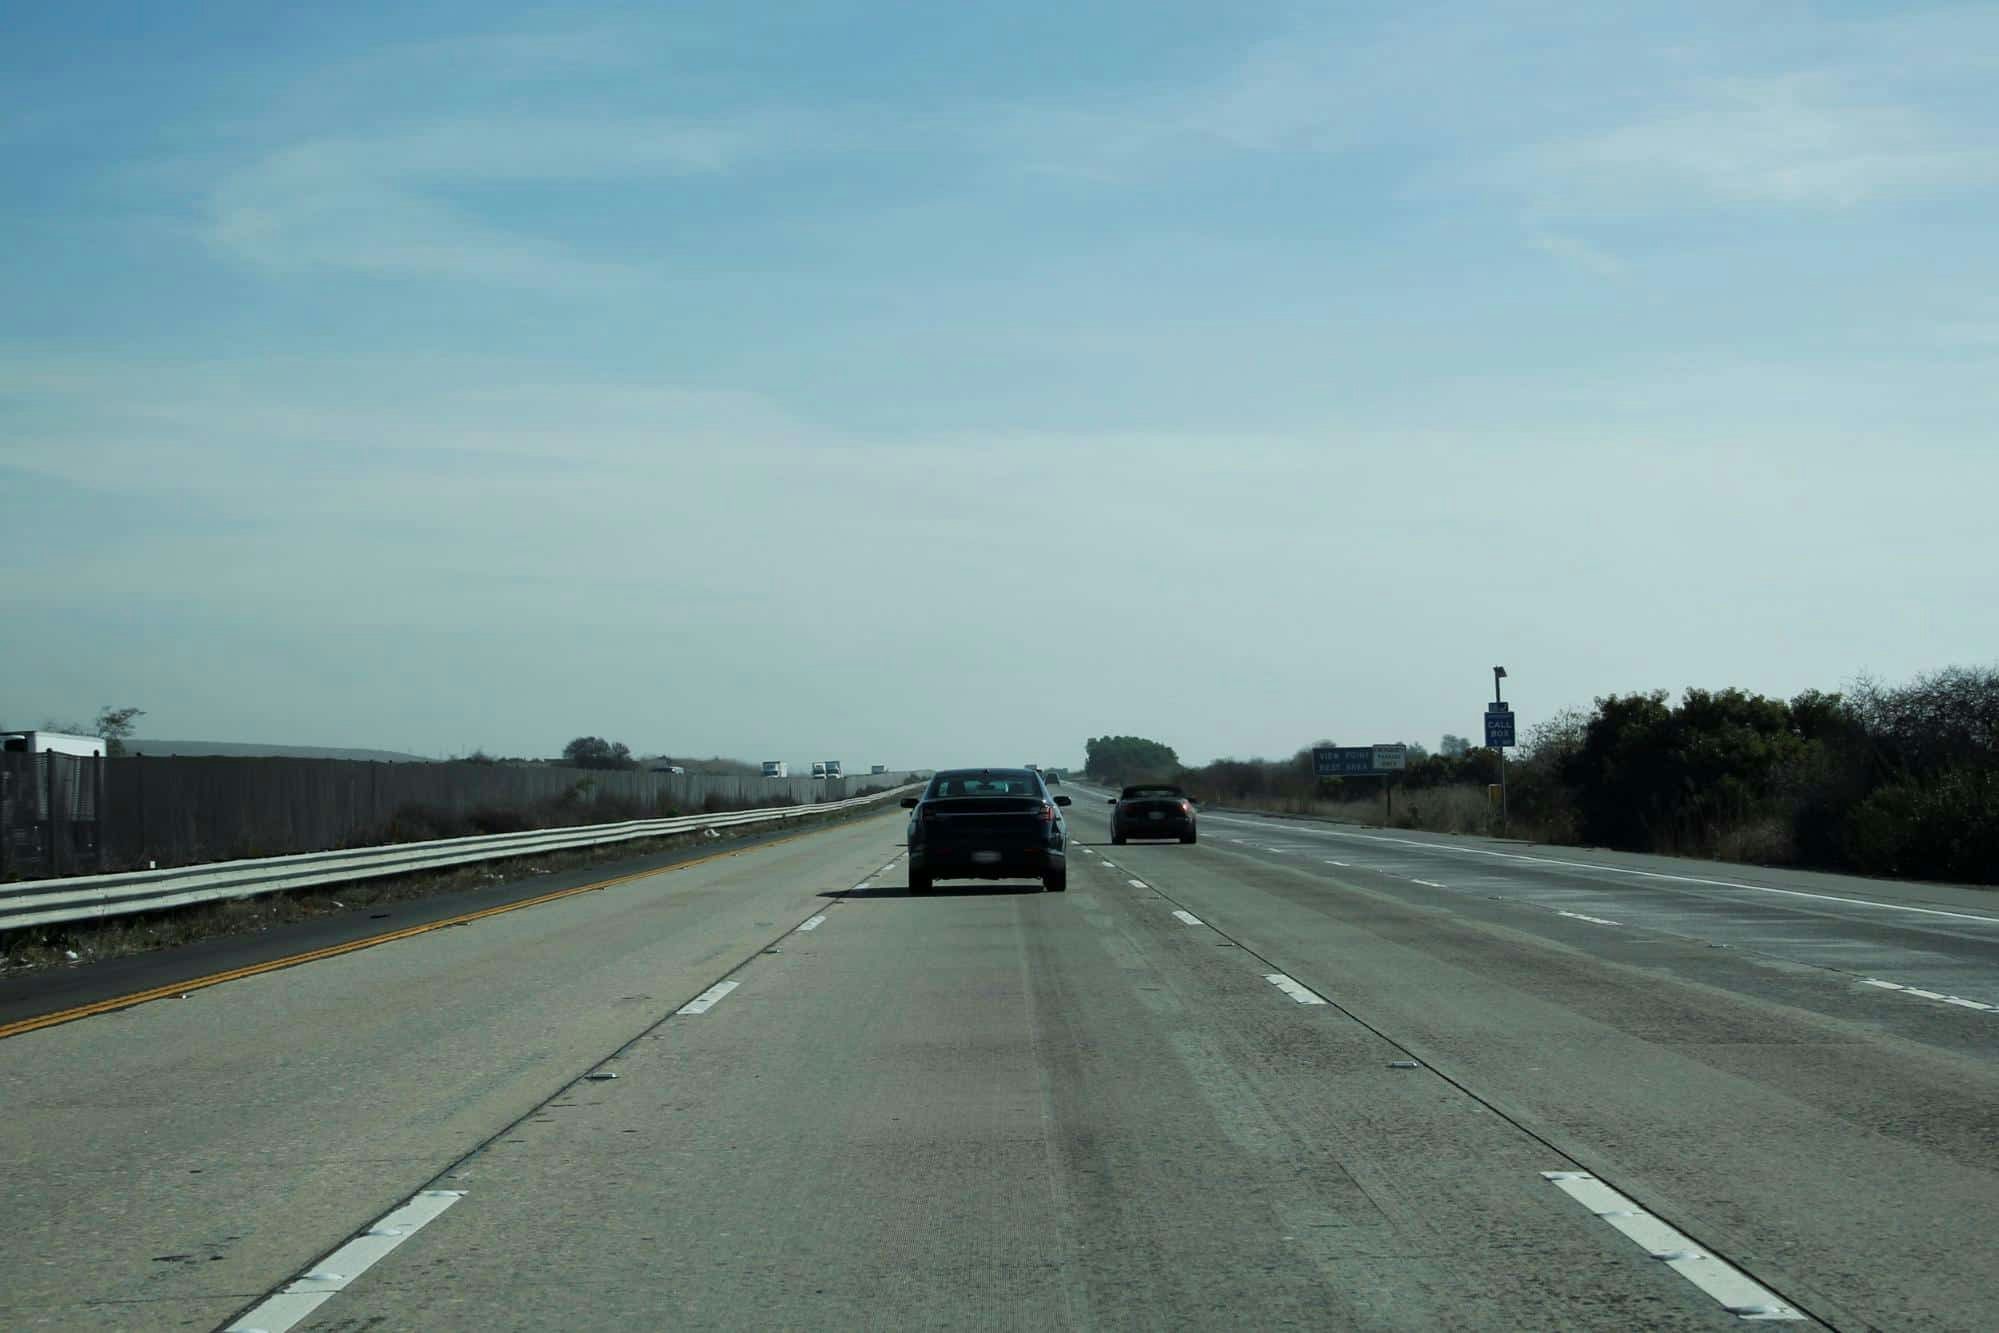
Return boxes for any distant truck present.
[0,731,107,758]
[761,760,789,779]
[870,764,887,775]
[811,761,827,779]
[823,760,844,780]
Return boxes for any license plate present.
[972,850,1002,864]
[1148,811,1166,820]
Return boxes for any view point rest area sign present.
[1312,745,1408,777]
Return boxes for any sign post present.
[1311,744,1407,825]
[1486,668,1513,833]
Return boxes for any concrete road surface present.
[2,790,1995,1330]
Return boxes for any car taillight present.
[1179,800,1193,814]
[1038,803,1056,823]
[921,804,939,819]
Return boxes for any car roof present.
[932,767,1040,782]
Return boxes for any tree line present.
[1085,663,1999,884]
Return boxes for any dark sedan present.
[1109,784,1197,845]
[903,768,1072,893]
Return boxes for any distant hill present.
[128,740,434,762]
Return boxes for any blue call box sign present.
[1485,706,1516,748]
[1313,746,1378,777]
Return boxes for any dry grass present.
[1709,817,1798,866]
[1213,784,1556,842]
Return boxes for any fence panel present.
[53,758,922,879]
[0,754,105,878]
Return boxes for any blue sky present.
[4,2,1997,765]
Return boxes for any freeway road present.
[2,788,1996,1329]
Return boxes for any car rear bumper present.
[910,845,1063,880]
[1116,816,1194,838]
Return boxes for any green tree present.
[1084,735,1181,784]
[562,736,637,770]
[95,706,146,757]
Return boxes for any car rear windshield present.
[929,772,1043,798]
[1122,786,1184,798]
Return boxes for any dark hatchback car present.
[903,768,1072,893]
[1109,784,1197,845]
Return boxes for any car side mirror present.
[900,797,918,808]
[1106,797,1117,804]
[1054,795,1071,807]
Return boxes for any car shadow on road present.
[822,883,1047,899]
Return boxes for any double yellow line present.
[0,824,837,1043]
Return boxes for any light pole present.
[1493,666,1509,833]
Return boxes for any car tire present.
[1112,832,1127,845]
[1043,871,1067,892]
[908,871,932,894]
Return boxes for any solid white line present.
[1324,859,1350,867]
[676,980,740,1015]
[1542,1172,1802,1320]
[224,1189,465,1332]
[797,915,828,932]
[1128,878,1149,889]
[1265,973,1328,1005]
[1205,816,1999,926]
[1558,910,1622,926]
[1412,879,1447,888]
[1861,978,1905,990]
[1172,910,1204,926]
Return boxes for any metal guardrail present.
[0,784,919,932]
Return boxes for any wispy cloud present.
[1491,72,1999,215]
[1527,229,1624,277]
[204,114,755,286]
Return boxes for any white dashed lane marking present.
[797,915,828,932]
[1127,878,1149,890]
[223,1189,466,1332]
[1542,1172,1803,1320]
[1265,973,1328,1005]
[676,981,740,1015]
[1412,879,1447,888]
[1172,910,1204,926]
[1861,977,1995,1011]
[1558,910,1622,926]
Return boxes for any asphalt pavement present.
[2,789,1995,1330]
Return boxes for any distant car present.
[902,767,1072,893]
[812,762,828,779]
[1108,784,1197,845]
[1044,770,1062,784]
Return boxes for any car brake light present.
[1038,802,1056,823]
[1180,800,1193,814]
